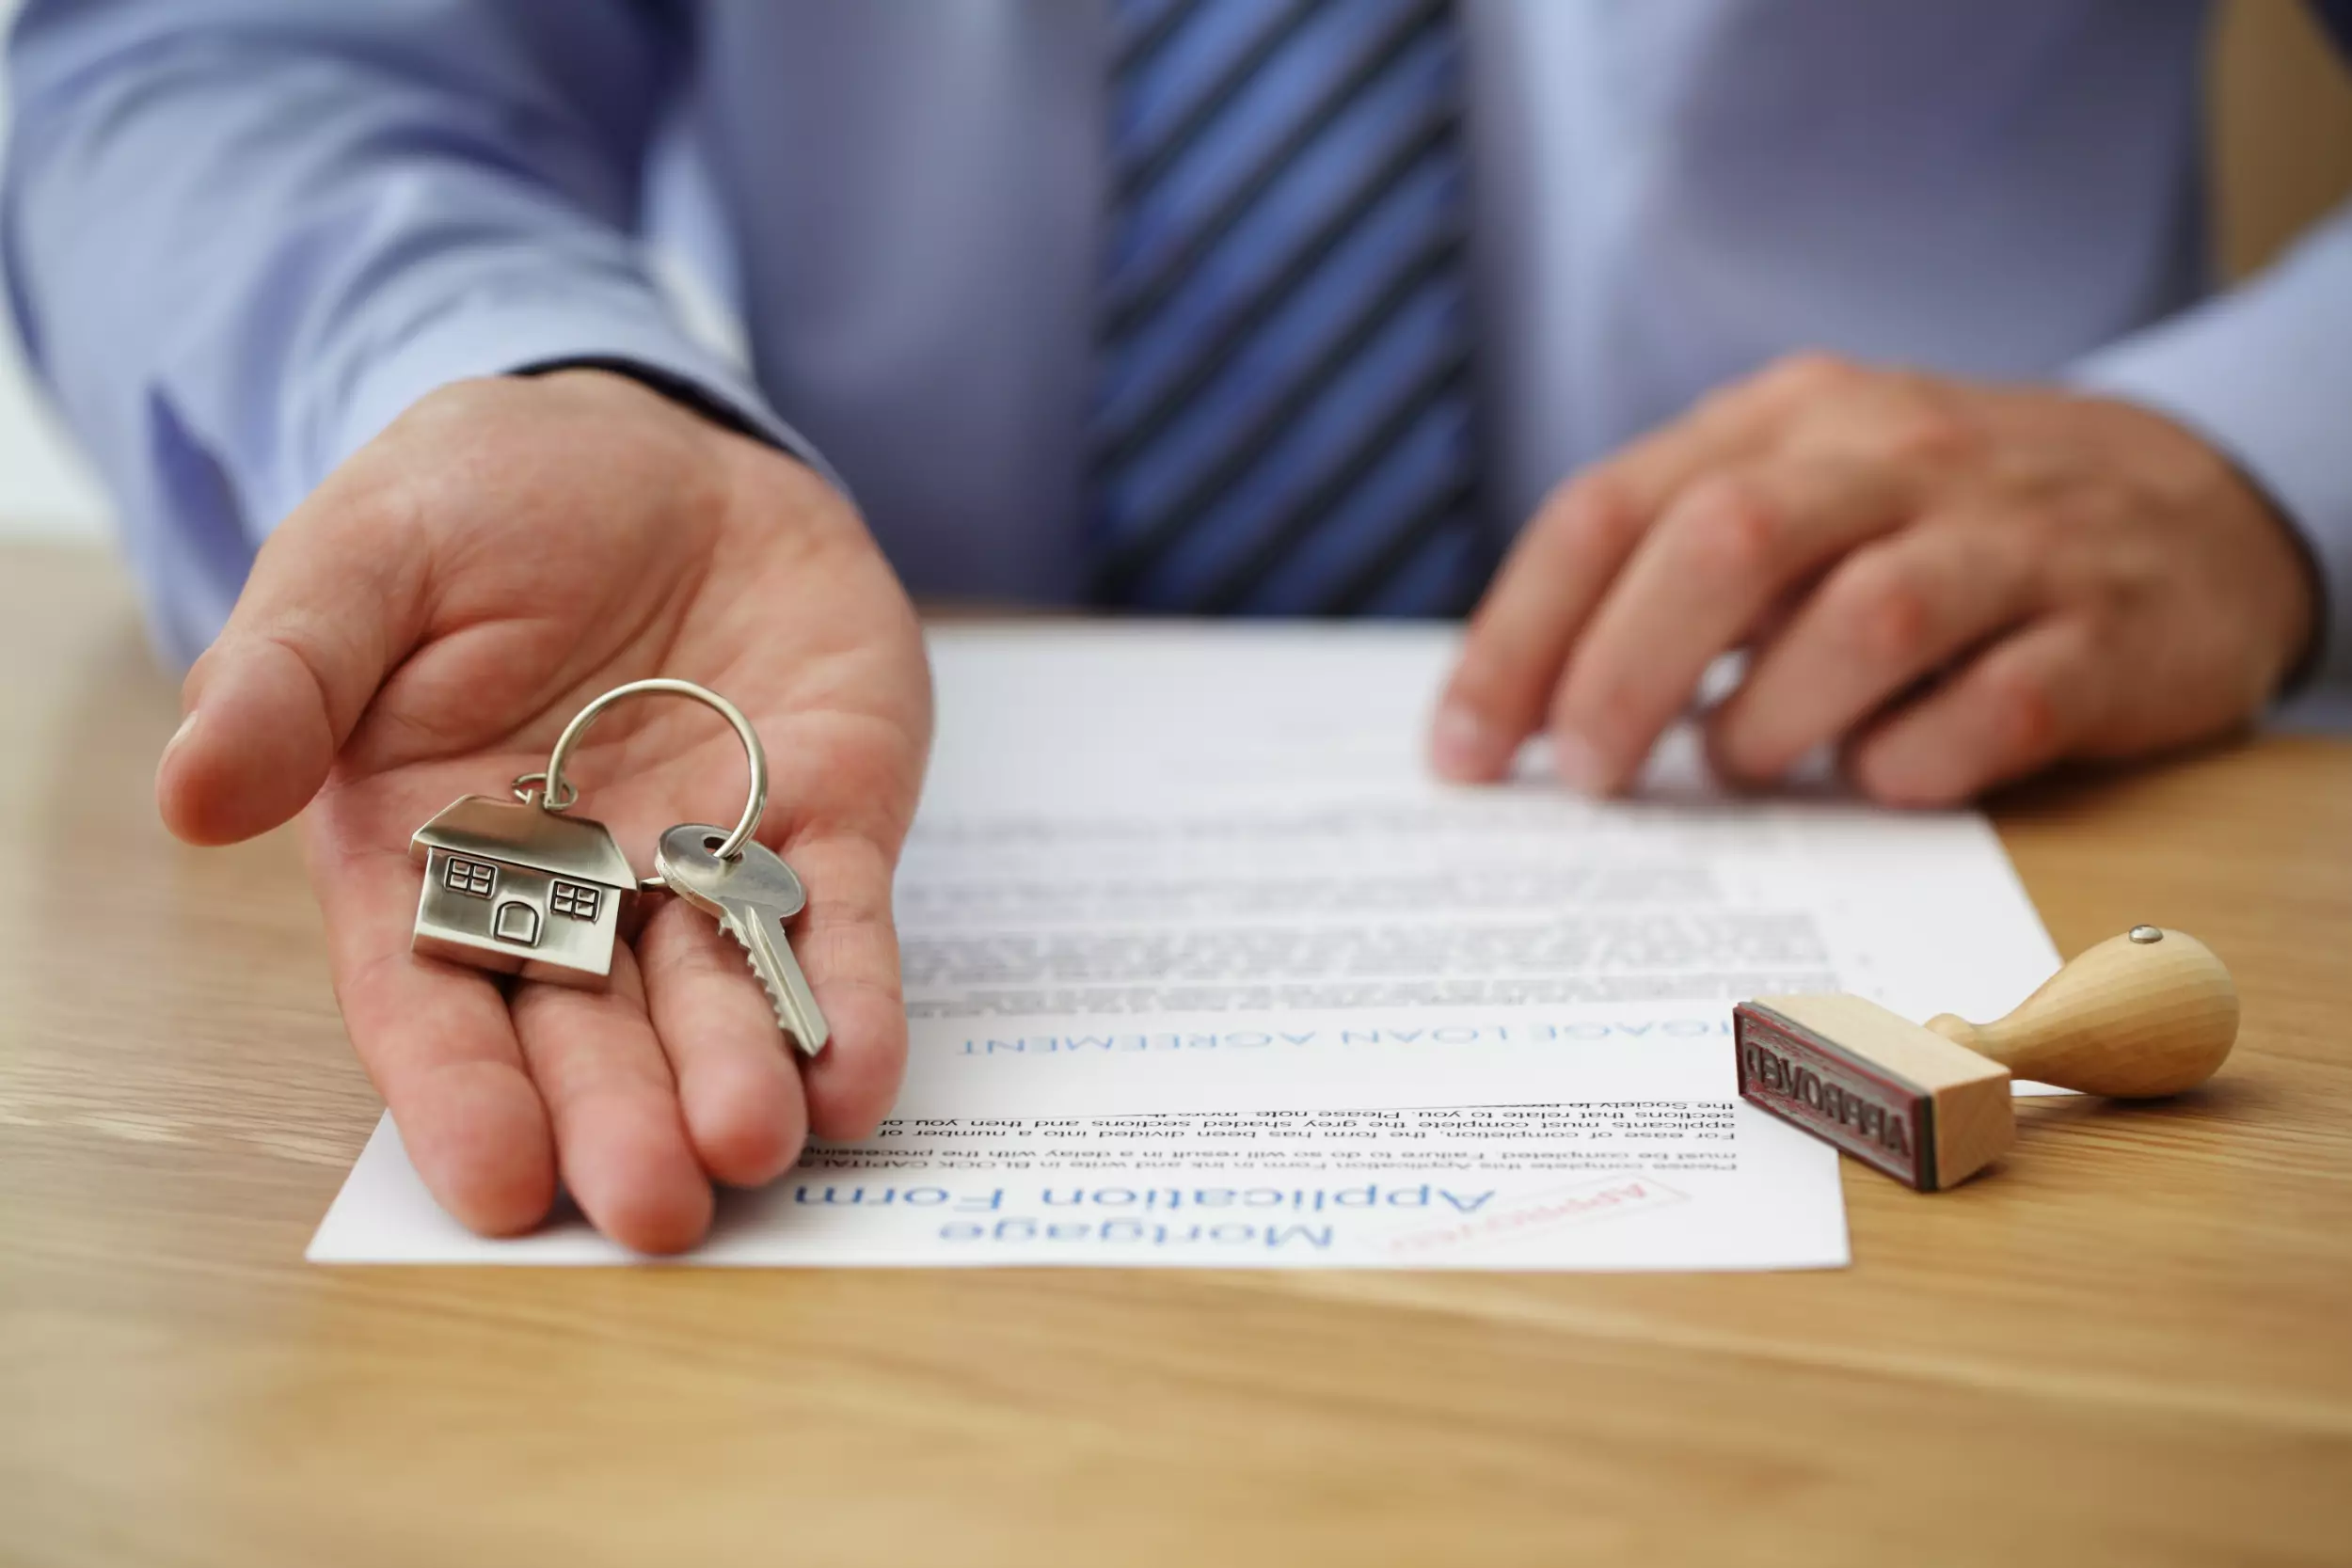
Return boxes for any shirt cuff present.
[311,296,849,515]
[2070,218,2352,689]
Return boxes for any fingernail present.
[160,709,199,769]
[1552,728,1613,796]
[1430,704,1498,780]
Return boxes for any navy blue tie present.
[1090,0,1490,615]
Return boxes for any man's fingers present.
[1431,405,1768,782]
[161,488,431,845]
[304,816,556,1239]
[638,896,808,1188]
[1847,618,2101,807]
[779,832,909,1143]
[1431,476,1645,780]
[1708,516,2040,784]
[159,636,357,846]
[511,945,714,1255]
[1548,457,1913,794]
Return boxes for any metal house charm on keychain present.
[410,792,636,989]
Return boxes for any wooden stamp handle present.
[1925,927,2239,1098]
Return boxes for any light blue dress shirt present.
[7,1,2352,681]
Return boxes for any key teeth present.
[723,923,796,1033]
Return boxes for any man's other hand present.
[1430,356,2318,804]
[155,370,933,1253]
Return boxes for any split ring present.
[513,678,769,864]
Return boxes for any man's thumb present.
[157,525,425,846]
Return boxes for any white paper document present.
[311,626,2061,1270]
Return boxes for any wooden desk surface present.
[4,542,2348,1567]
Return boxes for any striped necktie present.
[1090,0,1492,616]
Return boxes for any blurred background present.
[0,0,2347,547]
[0,0,106,539]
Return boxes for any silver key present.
[655,823,831,1057]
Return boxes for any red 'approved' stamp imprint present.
[1381,1174,1689,1259]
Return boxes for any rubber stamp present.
[1735,926,2238,1191]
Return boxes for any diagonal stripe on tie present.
[1092,221,1467,600]
[1192,345,1470,613]
[1114,0,1324,204]
[1095,102,1457,476]
[1091,0,1494,617]
[1115,0,1204,79]
[1313,470,1479,616]
[1102,0,1450,341]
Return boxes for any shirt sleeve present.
[2072,198,2352,689]
[2,0,827,666]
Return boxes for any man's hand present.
[156,370,932,1252]
[1431,356,2319,804]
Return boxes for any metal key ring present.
[512,678,769,865]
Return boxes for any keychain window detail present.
[549,881,602,922]
[442,857,496,898]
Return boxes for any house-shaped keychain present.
[409,796,637,989]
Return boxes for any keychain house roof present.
[409,796,636,989]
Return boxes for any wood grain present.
[4,543,2350,1567]
[2212,0,2352,281]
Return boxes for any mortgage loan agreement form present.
[311,627,2062,1269]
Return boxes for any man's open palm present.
[156,372,932,1252]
